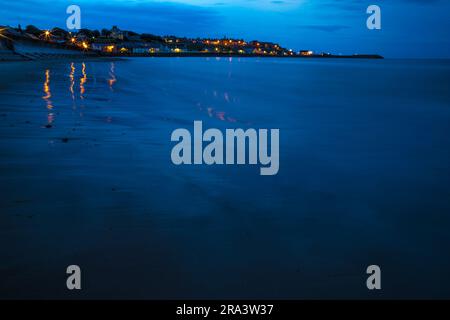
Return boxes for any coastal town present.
[0,24,317,57]
[0,24,383,60]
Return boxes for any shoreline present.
[100,52,384,59]
[0,52,384,62]
[1,37,383,61]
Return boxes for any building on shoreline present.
[1,25,300,56]
[0,25,383,59]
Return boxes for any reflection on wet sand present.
[197,89,241,123]
[108,62,116,90]
[80,62,87,99]
[206,106,237,123]
[42,69,54,125]
[40,61,242,127]
[40,62,119,124]
[69,62,75,101]
[45,61,118,103]
[42,69,52,110]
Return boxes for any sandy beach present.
[1,58,450,299]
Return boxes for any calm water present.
[1,58,450,299]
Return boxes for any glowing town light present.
[0,28,9,40]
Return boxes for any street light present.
[43,30,51,40]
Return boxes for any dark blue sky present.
[1,0,450,57]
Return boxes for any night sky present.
[1,0,450,58]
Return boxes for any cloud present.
[320,0,443,13]
[319,0,363,12]
[0,0,221,36]
[297,24,350,32]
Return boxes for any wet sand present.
[1,58,450,299]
